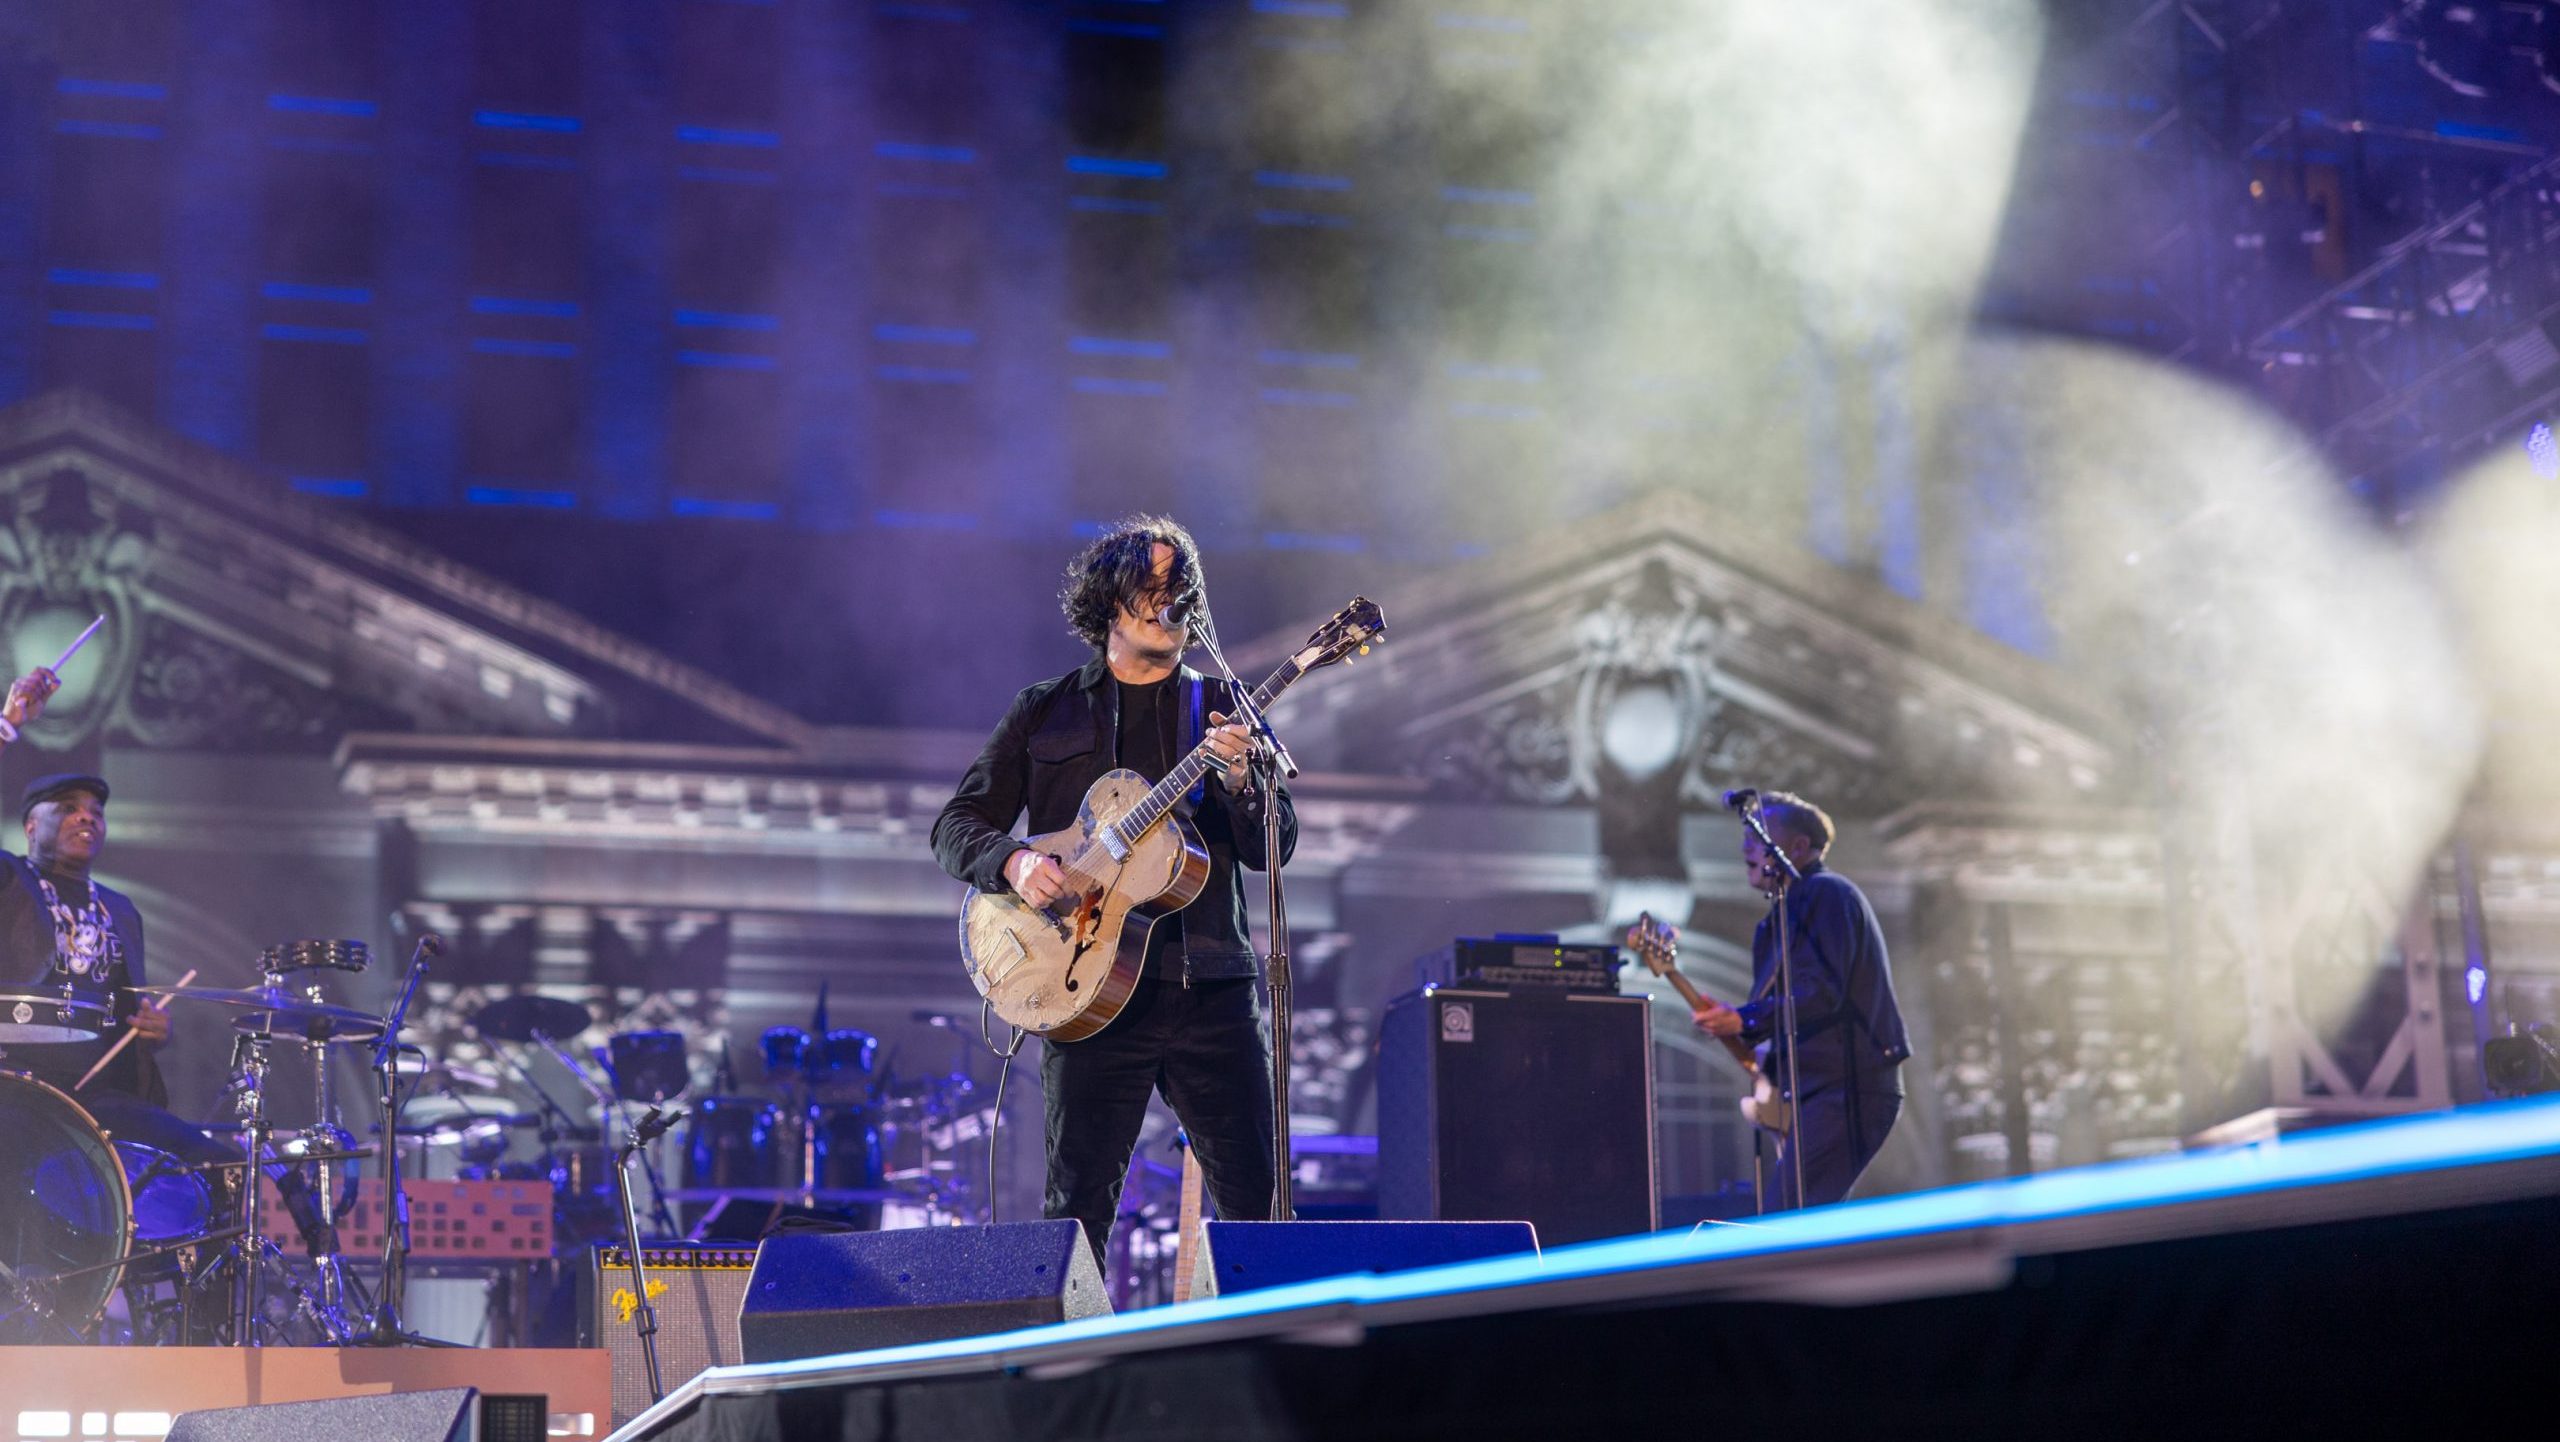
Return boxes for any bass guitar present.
[1626,912,1792,1136]
[958,598,1385,1040]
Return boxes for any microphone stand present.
[615,1106,686,1405]
[362,939,466,1346]
[1187,602,1300,1222]
[1730,799,1810,1212]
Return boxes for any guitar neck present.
[1116,658,1303,839]
[1655,964,1761,1076]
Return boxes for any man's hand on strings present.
[1204,711,1257,789]
[1006,848,1071,908]
[1691,999,1744,1039]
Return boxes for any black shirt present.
[1116,676,1178,784]
[0,852,155,1099]
[1116,676,1184,979]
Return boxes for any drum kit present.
[0,940,392,1347]
[0,947,1007,1348]
[670,997,997,1236]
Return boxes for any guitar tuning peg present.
[1357,644,1370,655]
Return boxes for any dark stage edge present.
[611,1099,2560,1440]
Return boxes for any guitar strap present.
[1184,676,1207,810]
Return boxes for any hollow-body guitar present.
[958,599,1384,1040]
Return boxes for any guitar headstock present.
[1289,596,1386,673]
[1624,912,1679,978]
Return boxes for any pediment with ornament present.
[0,390,818,755]
[1235,491,2126,821]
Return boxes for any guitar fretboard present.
[1105,656,1304,847]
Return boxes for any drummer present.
[0,667,166,1102]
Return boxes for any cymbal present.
[396,1053,503,1092]
[131,983,388,1042]
[403,1093,542,1129]
[469,993,592,1044]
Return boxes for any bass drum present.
[0,1071,132,1341]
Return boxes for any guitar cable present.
[980,997,1027,1224]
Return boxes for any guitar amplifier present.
[582,1243,757,1425]
[1379,988,1659,1245]
[1415,936,1625,994]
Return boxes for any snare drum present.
[0,988,108,1043]
[0,1070,132,1340]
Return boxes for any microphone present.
[1722,787,1760,813]
[376,933,440,1057]
[632,1106,687,1146]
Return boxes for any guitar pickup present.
[982,929,1030,987]
[1097,824,1130,864]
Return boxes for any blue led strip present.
[375,0,471,507]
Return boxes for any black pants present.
[1765,1086,1902,1211]
[1040,975,1277,1268]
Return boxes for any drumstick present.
[50,615,106,675]
[75,966,195,1092]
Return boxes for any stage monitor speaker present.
[168,1388,538,1442]
[1378,988,1659,1245]
[582,1242,758,1426]
[738,1219,1111,1363]
[1191,1219,1539,1297]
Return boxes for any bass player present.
[1689,790,1909,1209]
[931,515,1297,1268]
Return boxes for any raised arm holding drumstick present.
[0,620,169,1104]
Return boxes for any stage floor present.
[608,1095,2560,1441]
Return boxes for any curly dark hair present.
[1059,515,1206,651]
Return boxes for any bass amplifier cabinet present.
[583,1243,757,1426]
[1378,988,1659,1245]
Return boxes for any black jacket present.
[0,852,164,1102]
[931,656,1297,984]
[1735,864,1909,1100]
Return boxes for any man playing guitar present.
[931,516,1294,1269]
[1689,791,1909,1209]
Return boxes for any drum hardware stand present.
[226,1028,278,1345]
[612,1105,686,1406]
[358,935,465,1348]
[274,966,363,1340]
[535,1029,683,1237]
[0,1256,84,1343]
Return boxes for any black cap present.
[20,773,109,820]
